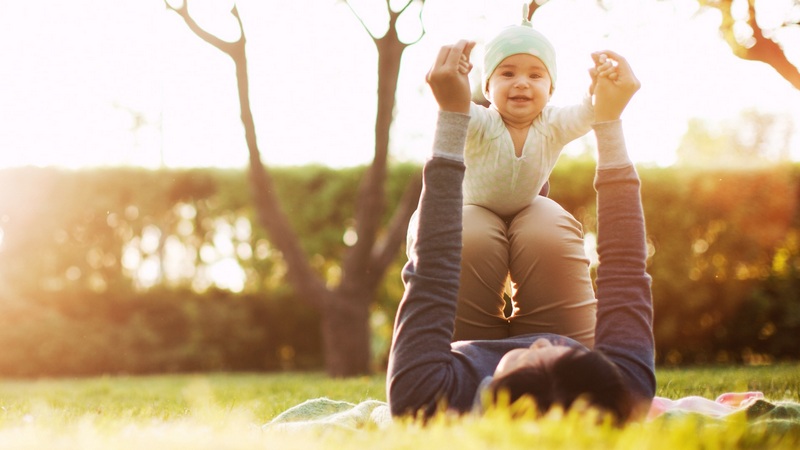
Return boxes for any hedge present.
[1,160,799,376]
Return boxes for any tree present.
[696,0,800,90]
[590,0,800,88]
[164,0,424,376]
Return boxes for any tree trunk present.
[320,4,415,377]
[167,1,424,377]
[340,35,405,294]
[321,291,372,376]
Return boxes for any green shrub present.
[2,161,800,376]
[0,288,321,377]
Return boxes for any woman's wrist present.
[592,120,632,169]
[432,111,470,161]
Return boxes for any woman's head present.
[494,337,571,376]
[488,343,633,423]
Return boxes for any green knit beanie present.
[482,3,557,96]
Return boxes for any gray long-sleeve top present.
[386,112,655,418]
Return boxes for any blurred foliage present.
[676,110,794,167]
[1,160,800,376]
[0,287,322,377]
[551,159,800,366]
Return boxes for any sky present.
[0,0,799,169]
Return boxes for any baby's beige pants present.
[455,197,596,347]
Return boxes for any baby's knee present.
[462,206,505,252]
[514,199,583,242]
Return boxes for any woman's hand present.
[426,40,476,114]
[590,50,640,122]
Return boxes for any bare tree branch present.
[165,0,329,309]
[163,0,243,53]
[395,0,416,15]
[388,0,426,45]
[699,0,800,89]
[528,0,542,19]
[342,0,378,41]
[367,173,422,289]
[403,0,427,46]
[343,0,425,44]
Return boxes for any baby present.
[408,4,618,343]
[463,4,600,215]
[443,4,616,343]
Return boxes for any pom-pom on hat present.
[482,3,557,96]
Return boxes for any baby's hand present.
[588,53,618,95]
[591,50,641,121]
[593,53,619,80]
[458,52,472,75]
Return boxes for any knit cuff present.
[593,120,632,169]
[431,111,470,162]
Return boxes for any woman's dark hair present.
[487,349,633,423]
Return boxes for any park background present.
[1,0,799,378]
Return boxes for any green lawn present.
[0,364,798,449]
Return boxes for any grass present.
[0,364,798,449]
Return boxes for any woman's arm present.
[386,146,467,416]
[386,41,477,416]
[592,122,655,402]
[590,52,655,402]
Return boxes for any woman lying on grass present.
[386,40,653,424]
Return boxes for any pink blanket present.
[648,392,765,420]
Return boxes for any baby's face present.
[486,54,552,126]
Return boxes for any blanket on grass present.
[648,392,800,435]
[263,393,800,433]
[263,398,392,432]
